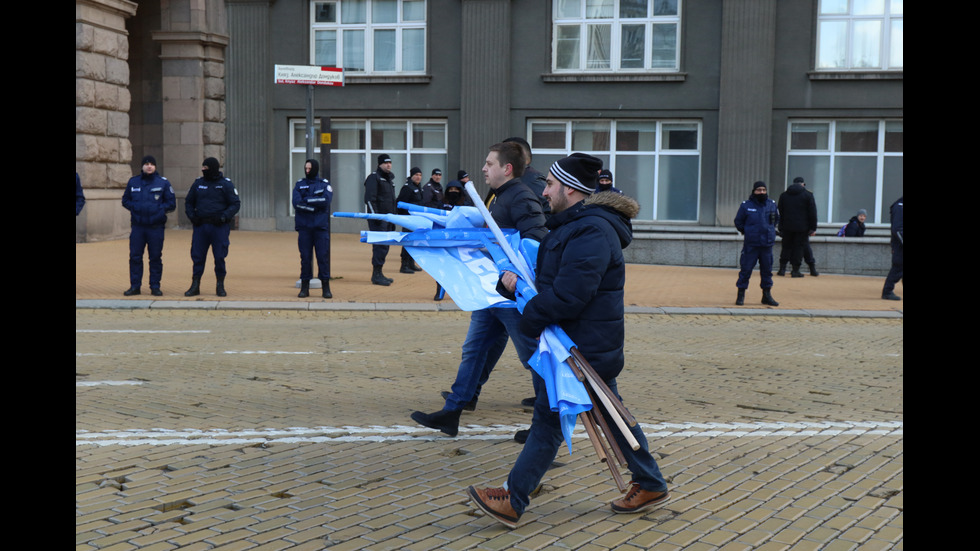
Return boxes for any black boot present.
[298,280,310,298]
[791,266,804,278]
[400,258,416,274]
[322,280,332,299]
[808,263,819,276]
[434,284,444,301]
[216,278,227,297]
[123,286,140,296]
[410,409,462,437]
[735,288,745,305]
[371,267,392,286]
[761,288,779,306]
[184,277,201,297]
[777,262,787,276]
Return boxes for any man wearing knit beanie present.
[122,155,176,296]
[468,153,671,528]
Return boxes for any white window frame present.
[816,0,903,71]
[551,0,682,73]
[289,118,447,216]
[310,1,427,75]
[528,119,701,222]
[786,119,903,224]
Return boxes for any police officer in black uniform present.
[184,157,241,297]
[397,167,425,274]
[363,154,397,285]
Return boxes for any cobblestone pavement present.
[76,309,903,550]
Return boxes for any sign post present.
[275,65,344,290]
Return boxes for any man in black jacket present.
[777,177,818,277]
[881,197,903,300]
[363,154,398,285]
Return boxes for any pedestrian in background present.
[397,167,425,274]
[122,156,176,296]
[292,159,333,298]
[184,157,241,297]
[842,209,867,237]
[777,176,818,277]
[881,197,903,300]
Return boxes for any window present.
[552,0,681,72]
[529,119,701,221]
[816,0,903,70]
[289,119,447,215]
[786,120,903,224]
[311,1,426,74]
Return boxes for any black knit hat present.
[378,154,392,165]
[141,155,157,166]
[431,168,442,176]
[550,153,603,194]
[457,170,468,179]
[753,181,767,191]
[410,167,422,176]
[598,169,612,181]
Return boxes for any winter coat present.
[363,168,396,214]
[843,216,866,237]
[518,192,640,378]
[777,183,817,233]
[185,172,241,225]
[122,172,176,226]
[292,176,333,230]
[734,195,779,248]
[487,178,548,241]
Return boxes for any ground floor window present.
[528,119,701,221]
[786,119,902,224]
[289,118,447,215]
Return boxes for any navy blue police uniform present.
[121,158,176,295]
[184,157,241,296]
[734,183,779,294]
[292,159,333,297]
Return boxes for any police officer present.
[397,167,425,274]
[122,156,176,296]
[596,169,624,194]
[734,181,780,307]
[363,154,397,285]
[292,159,333,298]
[184,157,241,297]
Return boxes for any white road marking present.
[75,421,902,447]
[76,329,211,333]
[76,381,144,387]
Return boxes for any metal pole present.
[305,85,315,159]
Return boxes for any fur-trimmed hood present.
[584,190,640,219]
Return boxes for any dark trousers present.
[779,231,809,269]
[882,245,903,295]
[737,244,774,289]
[298,228,330,281]
[129,224,165,288]
[367,219,393,267]
[190,222,231,278]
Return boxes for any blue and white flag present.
[334,203,593,452]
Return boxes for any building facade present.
[77,0,902,248]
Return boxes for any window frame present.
[309,0,428,75]
[550,0,682,73]
[815,0,903,71]
[527,118,702,222]
[786,119,903,225]
[288,118,448,216]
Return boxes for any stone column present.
[75,0,138,241]
[715,0,777,226]
[459,0,511,197]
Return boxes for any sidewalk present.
[76,229,902,317]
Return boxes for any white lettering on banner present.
[274,65,345,86]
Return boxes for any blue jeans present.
[443,307,537,412]
[506,372,668,516]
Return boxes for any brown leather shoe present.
[610,482,670,513]
[467,486,521,528]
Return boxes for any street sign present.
[274,65,344,87]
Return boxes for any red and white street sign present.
[274,65,344,87]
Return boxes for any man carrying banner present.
[467,153,670,528]
[410,142,547,437]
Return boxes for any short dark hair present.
[503,136,532,166]
[793,176,805,184]
[488,142,526,179]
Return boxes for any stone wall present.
[76,0,138,242]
